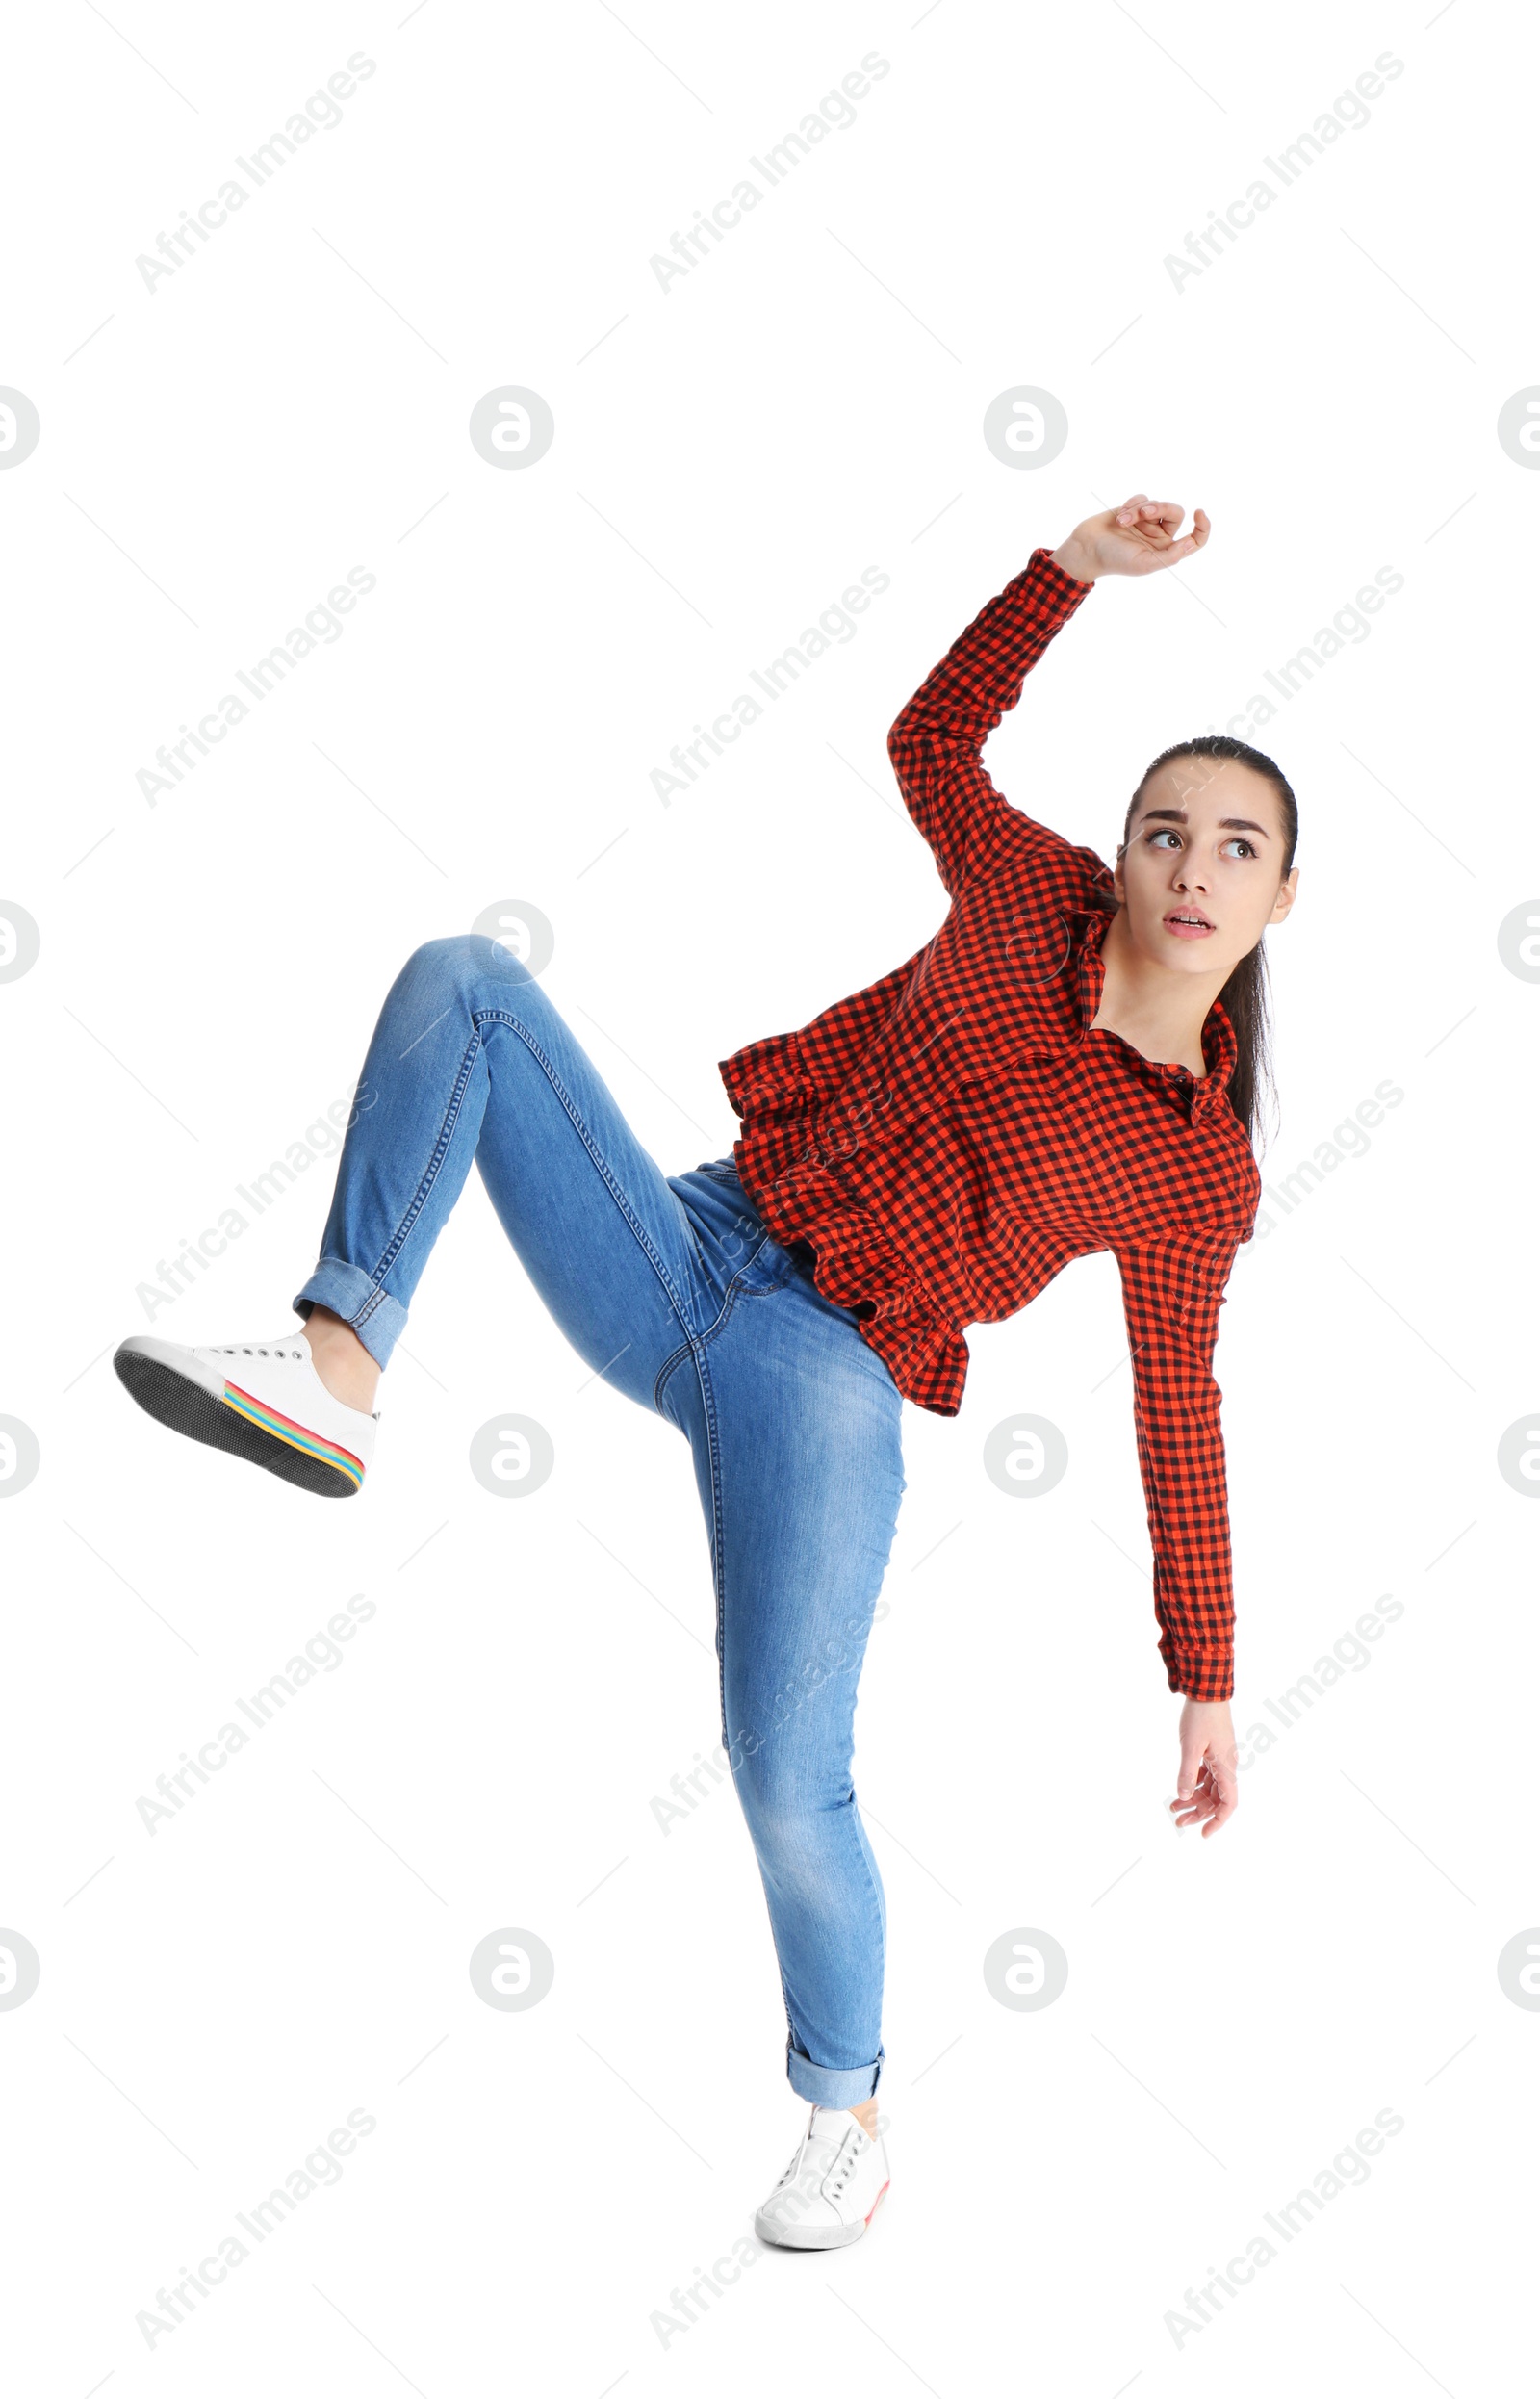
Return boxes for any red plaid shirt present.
[720,547,1261,1701]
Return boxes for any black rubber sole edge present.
[114,1349,359,1500]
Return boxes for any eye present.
[1221,837,1259,860]
[1144,828,1182,850]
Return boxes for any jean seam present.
[689,1343,730,1754]
[699,1232,779,1343]
[475,1010,702,1334]
[652,1344,694,1413]
[844,1793,886,2086]
[653,1233,777,1409]
[776,1794,886,2098]
[357,1001,705,1347]
[356,1022,485,1313]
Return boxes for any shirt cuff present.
[1163,1643,1234,1704]
[1028,543,1097,599]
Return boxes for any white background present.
[2,1,1533,2390]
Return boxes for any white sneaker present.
[754,2106,890,2250]
[113,1328,377,1499]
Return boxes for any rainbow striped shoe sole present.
[219,1380,365,1491]
[114,1331,376,1500]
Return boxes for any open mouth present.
[1164,909,1215,939]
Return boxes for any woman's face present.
[1114,753,1297,981]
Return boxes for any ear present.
[1269,866,1299,927]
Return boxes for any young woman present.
[114,494,1298,2251]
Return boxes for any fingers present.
[1201,1743,1239,1837]
[1114,500,1210,562]
[1168,1748,1237,1835]
[1169,1771,1216,1826]
[1149,508,1210,571]
[1164,507,1210,562]
[1116,498,1180,537]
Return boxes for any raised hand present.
[1051,496,1210,583]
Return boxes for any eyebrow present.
[1138,804,1271,839]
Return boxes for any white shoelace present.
[779,2121,862,2201]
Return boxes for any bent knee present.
[396,931,537,997]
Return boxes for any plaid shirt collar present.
[1072,905,1240,1125]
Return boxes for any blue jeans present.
[294,936,906,2106]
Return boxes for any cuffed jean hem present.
[293,1259,408,1371]
[785,2041,885,2108]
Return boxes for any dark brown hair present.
[1119,735,1298,1149]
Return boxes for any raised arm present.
[884,498,1210,897]
[1112,1228,1244,1704]
[885,546,1094,896]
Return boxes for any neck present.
[1090,908,1229,1076]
